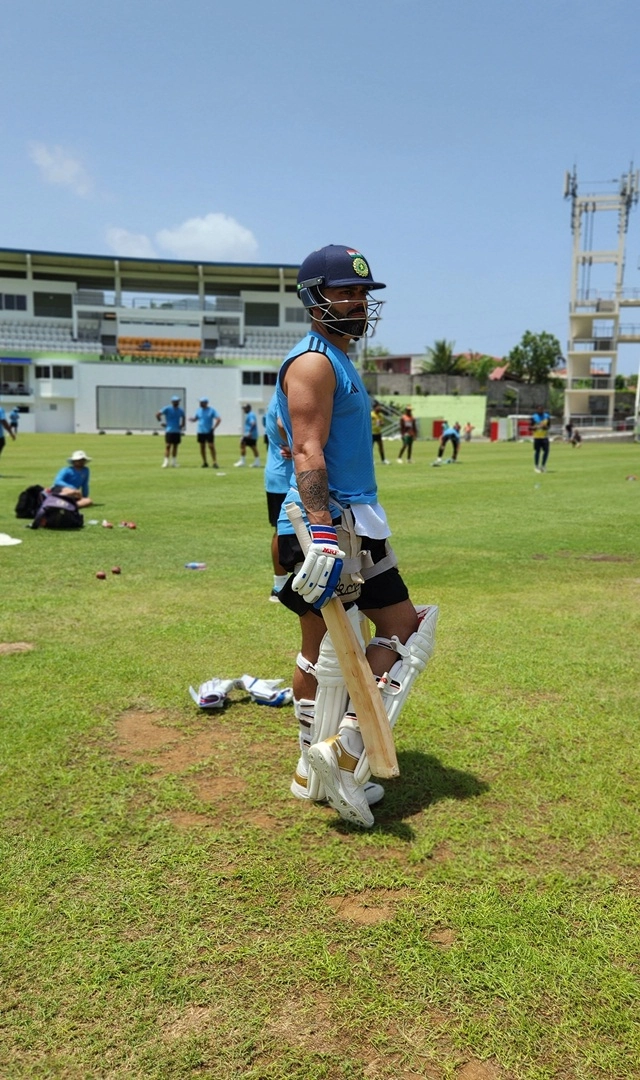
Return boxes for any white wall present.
[70,361,275,435]
[34,399,75,433]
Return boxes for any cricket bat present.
[285,503,399,779]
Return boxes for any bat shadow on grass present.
[365,749,489,838]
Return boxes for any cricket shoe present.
[307,737,376,827]
[290,755,384,807]
[234,459,245,467]
[250,461,263,468]
[431,459,442,466]
[162,459,169,468]
[268,588,281,603]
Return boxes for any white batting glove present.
[291,524,345,608]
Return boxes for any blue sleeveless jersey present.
[276,331,376,533]
[264,393,294,495]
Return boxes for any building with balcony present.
[0,247,311,434]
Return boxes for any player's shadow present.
[333,749,489,840]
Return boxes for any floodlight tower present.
[564,166,640,431]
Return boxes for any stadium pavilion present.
[0,247,316,435]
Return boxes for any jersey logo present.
[349,382,359,394]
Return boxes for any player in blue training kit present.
[51,449,93,506]
[0,405,17,466]
[433,422,461,465]
[235,403,261,467]
[264,393,294,602]
[190,396,221,468]
[274,245,438,828]
[156,395,186,468]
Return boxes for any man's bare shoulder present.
[282,349,334,389]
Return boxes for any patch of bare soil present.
[457,1061,503,1080]
[152,729,234,775]
[429,841,454,863]
[164,810,215,830]
[114,710,182,755]
[0,642,34,655]
[429,927,457,948]
[113,707,274,827]
[326,887,412,925]
[161,1003,222,1039]
[191,776,247,802]
[263,992,338,1053]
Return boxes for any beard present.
[320,305,367,339]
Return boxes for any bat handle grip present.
[284,501,312,555]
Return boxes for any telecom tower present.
[564,167,640,431]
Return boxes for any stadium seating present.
[117,337,201,358]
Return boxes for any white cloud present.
[105,227,157,258]
[28,142,92,197]
[156,213,258,261]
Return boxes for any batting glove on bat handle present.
[291,524,345,607]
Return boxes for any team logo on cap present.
[346,250,369,278]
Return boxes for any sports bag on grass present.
[15,484,44,520]
[31,492,84,530]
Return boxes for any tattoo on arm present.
[297,469,330,513]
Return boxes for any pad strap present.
[296,652,316,675]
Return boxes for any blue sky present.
[3,0,640,373]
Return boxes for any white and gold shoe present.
[307,737,377,827]
[291,754,383,810]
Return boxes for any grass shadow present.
[332,750,489,839]
[380,748,489,816]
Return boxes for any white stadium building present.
[0,247,313,435]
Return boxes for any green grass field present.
[1,432,639,1080]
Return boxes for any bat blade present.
[285,503,399,778]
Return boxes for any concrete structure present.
[0,247,311,434]
[564,168,640,431]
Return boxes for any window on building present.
[263,372,277,386]
[0,293,27,311]
[33,292,72,318]
[242,371,262,386]
[52,366,73,379]
[35,366,51,378]
[1,363,28,385]
[245,302,279,327]
[285,306,308,323]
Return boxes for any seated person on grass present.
[51,450,93,507]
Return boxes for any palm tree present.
[422,339,461,374]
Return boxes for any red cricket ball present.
[96,571,107,579]
[111,567,121,575]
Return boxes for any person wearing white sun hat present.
[51,450,93,507]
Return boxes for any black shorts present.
[197,432,214,444]
[267,490,286,528]
[241,436,257,449]
[165,432,182,446]
[0,438,5,453]
[277,529,409,619]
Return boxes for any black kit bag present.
[31,491,84,530]
[15,484,45,520]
